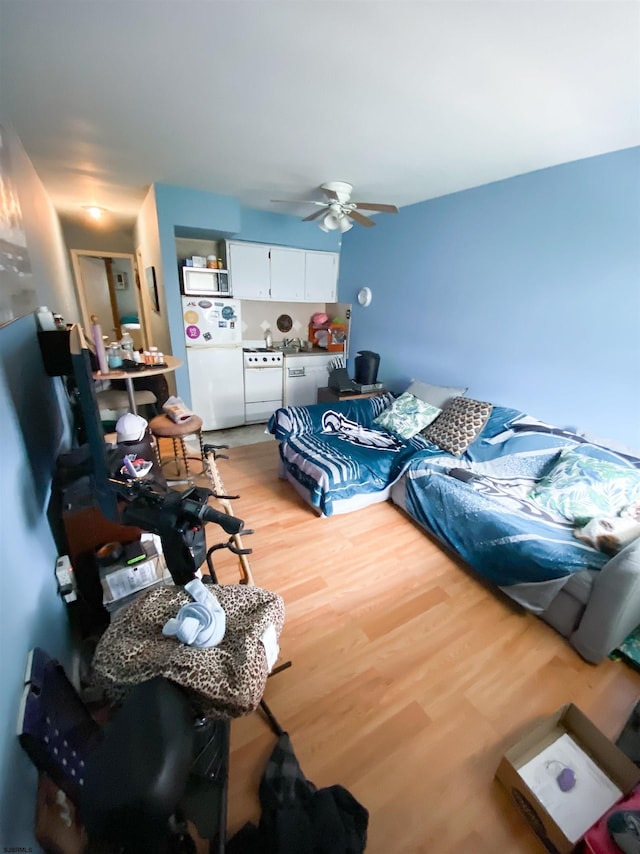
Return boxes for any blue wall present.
[152,183,342,402]
[0,125,75,848]
[339,147,640,449]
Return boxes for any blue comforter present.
[268,394,431,516]
[400,406,638,588]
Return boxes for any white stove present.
[243,348,284,422]
[243,348,284,368]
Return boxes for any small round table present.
[95,355,182,415]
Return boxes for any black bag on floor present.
[227,731,368,854]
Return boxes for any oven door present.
[244,366,283,422]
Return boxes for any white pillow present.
[406,379,468,410]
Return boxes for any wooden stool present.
[148,413,205,483]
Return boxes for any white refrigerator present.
[182,296,245,430]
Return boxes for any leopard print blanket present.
[91,583,285,719]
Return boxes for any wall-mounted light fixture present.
[357,287,372,307]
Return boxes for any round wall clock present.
[357,287,372,307]
[276,314,293,333]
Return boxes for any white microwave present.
[182,267,232,297]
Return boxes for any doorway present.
[70,250,148,350]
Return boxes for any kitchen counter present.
[282,348,340,358]
[242,340,342,358]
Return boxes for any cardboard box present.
[99,535,169,605]
[496,704,640,853]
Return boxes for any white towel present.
[163,395,194,424]
[162,578,226,648]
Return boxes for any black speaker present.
[354,351,380,385]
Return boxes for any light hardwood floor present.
[196,440,640,853]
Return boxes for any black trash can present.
[354,351,380,385]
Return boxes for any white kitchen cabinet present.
[304,251,338,302]
[227,242,270,300]
[228,240,339,302]
[284,354,334,407]
[270,247,305,301]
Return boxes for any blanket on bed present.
[400,407,639,599]
[269,394,431,516]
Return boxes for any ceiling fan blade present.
[303,207,330,222]
[271,199,326,206]
[352,202,399,213]
[348,209,376,228]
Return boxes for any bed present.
[267,394,431,516]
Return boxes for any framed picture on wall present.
[115,272,128,290]
[145,266,160,313]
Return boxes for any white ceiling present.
[1,1,638,228]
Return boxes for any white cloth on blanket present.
[162,578,226,648]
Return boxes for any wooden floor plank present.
[192,440,640,852]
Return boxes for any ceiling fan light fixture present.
[273,181,395,230]
[319,211,341,232]
[319,209,353,234]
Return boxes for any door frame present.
[70,249,147,348]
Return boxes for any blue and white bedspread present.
[268,395,431,516]
[399,406,640,608]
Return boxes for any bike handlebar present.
[200,504,243,535]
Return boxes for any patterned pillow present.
[373,392,441,440]
[530,447,640,523]
[422,396,493,456]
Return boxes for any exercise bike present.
[19,477,271,853]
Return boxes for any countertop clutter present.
[243,339,337,357]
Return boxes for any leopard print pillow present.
[91,583,285,719]
[422,396,493,456]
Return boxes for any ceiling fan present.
[271,181,398,232]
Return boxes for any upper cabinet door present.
[270,247,305,301]
[228,242,270,300]
[305,252,338,302]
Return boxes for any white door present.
[186,347,245,430]
[305,252,338,302]
[270,247,305,301]
[228,242,270,300]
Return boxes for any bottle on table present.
[107,343,123,369]
[120,331,134,357]
[90,314,109,374]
